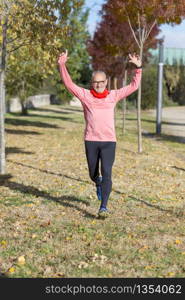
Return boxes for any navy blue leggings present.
[85,141,116,208]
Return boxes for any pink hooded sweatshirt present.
[59,60,142,142]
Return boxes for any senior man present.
[58,50,142,218]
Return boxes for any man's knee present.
[102,168,112,178]
[102,173,112,182]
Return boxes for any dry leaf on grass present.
[17,256,26,265]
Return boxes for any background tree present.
[101,0,185,153]
[163,60,181,102]
[51,4,91,103]
[173,63,185,105]
[0,0,85,174]
[5,46,53,115]
[127,63,170,110]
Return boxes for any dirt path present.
[150,106,185,140]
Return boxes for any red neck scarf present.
[90,88,110,98]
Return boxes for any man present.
[58,50,142,218]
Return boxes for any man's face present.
[91,73,108,93]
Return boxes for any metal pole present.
[156,41,164,134]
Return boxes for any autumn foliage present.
[87,0,161,87]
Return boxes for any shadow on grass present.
[0,273,8,278]
[143,132,185,144]
[7,160,90,185]
[6,147,34,156]
[172,166,185,172]
[6,160,180,216]
[5,129,42,135]
[4,159,183,218]
[127,195,172,212]
[162,121,185,126]
[125,195,184,217]
[6,114,83,126]
[25,114,84,124]
[5,118,62,129]
[127,117,185,126]
[30,107,72,115]
[61,107,83,113]
[2,178,97,219]
[0,174,13,184]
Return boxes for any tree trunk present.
[108,76,111,90]
[114,77,118,121]
[137,45,143,153]
[0,17,8,174]
[122,69,127,134]
[0,71,6,174]
[113,77,117,89]
[21,101,28,115]
[20,81,28,115]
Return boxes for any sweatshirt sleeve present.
[112,69,142,103]
[59,62,87,103]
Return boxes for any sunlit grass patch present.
[1,104,185,277]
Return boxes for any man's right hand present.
[58,49,69,65]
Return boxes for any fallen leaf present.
[167,272,175,277]
[78,261,89,269]
[17,256,26,265]
[26,203,34,207]
[43,266,53,275]
[0,240,7,248]
[139,245,149,252]
[145,265,155,270]
[175,239,182,245]
[7,267,15,274]
[55,273,65,277]
[40,220,51,227]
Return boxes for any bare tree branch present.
[127,15,141,49]
[7,40,31,53]
[7,36,19,44]
[137,12,142,44]
[145,19,157,41]
[141,25,146,44]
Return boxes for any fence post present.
[156,41,164,134]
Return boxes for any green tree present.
[52,4,91,103]
[163,61,180,101]
[0,0,84,174]
[102,0,185,153]
[173,63,185,105]
[142,64,170,109]
[127,63,170,109]
[5,46,48,114]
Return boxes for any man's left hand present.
[128,53,142,68]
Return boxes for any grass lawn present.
[0,104,185,278]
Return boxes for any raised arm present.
[113,53,142,103]
[58,50,86,102]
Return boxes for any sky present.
[85,0,185,49]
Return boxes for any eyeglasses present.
[92,80,106,85]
